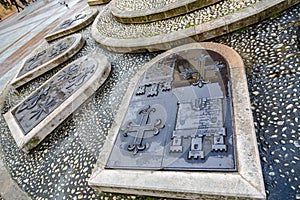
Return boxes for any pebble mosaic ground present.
[115,0,177,11]
[0,3,299,200]
[97,0,260,39]
[214,5,300,199]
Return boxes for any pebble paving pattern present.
[115,0,176,11]
[0,3,299,200]
[215,4,300,199]
[97,0,259,39]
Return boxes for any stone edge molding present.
[45,9,99,42]
[4,53,111,153]
[111,0,222,24]
[11,34,85,89]
[88,0,111,6]
[89,42,266,199]
[92,0,300,53]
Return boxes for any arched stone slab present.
[111,0,222,24]
[89,43,266,199]
[45,9,99,42]
[4,53,111,153]
[11,34,85,88]
[88,0,111,6]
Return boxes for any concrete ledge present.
[88,0,111,6]
[45,9,99,42]
[89,42,266,199]
[92,0,299,53]
[4,53,111,153]
[111,0,221,24]
[11,34,85,89]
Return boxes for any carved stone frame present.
[89,43,266,199]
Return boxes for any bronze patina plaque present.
[11,34,84,88]
[45,9,98,42]
[106,49,236,171]
[4,54,111,152]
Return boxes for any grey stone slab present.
[4,53,111,153]
[10,34,85,88]
[0,0,80,64]
[89,43,265,199]
[0,23,39,54]
[45,9,99,42]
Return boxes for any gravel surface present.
[115,0,176,11]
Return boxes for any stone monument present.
[11,34,85,88]
[4,53,111,152]
[106,49,235,171]
[89,43,266,199]
[45,9,99,42]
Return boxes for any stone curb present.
[88,0,111,6]
[92,0,300,53]
[89,42,266,199]
[111,0,222,24]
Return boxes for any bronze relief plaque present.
[45,9,98,42]
[106,49,236,171]
[11,34,84,88]
[4,53,111,152]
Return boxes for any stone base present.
[89,43,266,199]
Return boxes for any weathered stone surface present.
[11,34,85,88]
[45,9,98,42]
[4,53,111,152]
[89,43,265,199]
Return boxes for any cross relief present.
[122,105,164,155]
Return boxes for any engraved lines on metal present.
[122,105,164,155]
[13,58,97,135]
[135,56,211,98]
[108,50,235,170]
[59,13,87,29]
[133,55,227,160]
[175,57,209,88]
[170,98,227,160]
[17,37,76,78]
[135,82,171,97]
[136,58,173,97]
